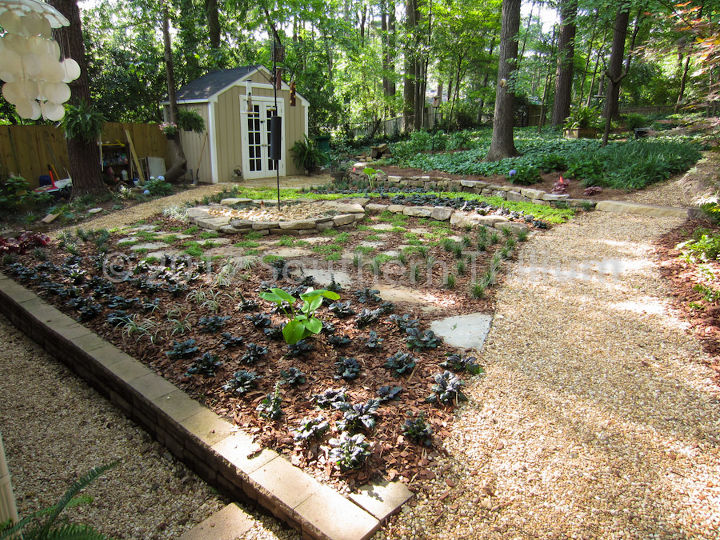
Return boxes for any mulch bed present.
[1,209,522,492]
[655,218,720,384]
[378,165,632,201]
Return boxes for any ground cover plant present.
[382,127,704,190]
[0,202,536,489]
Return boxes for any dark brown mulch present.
[3,211,518,491]
[378,165,632,201]
[654,219,720,384]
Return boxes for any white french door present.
[241,96,285,179]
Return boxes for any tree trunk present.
[551,0,577,127]
[205,0,220,50]
[49,0,106,198]
[486,0,521,161]
[676,56,691,113]
[162,5,187,183]
[403,0,419,130]
[388,0,396,100]
[601,5,630,146]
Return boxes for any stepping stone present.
[146,250,182,260]
[131,242,167,252]
[293,236,330,244]
[370,223,396,231]
[179,503,253,540]
[381,250,400,257]
[430,313,493,351]
[88,207,103,215]
[157,233,193,240]
[375,286,441,313]
[201,237,232,246]
[408,227,431,235]
[295,268,352,287]
[129,224,159,232]
[359,241,385,249]
[203,246,246,259]
[273,247,313,258]
[117,236,139,244]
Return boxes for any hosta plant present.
[426,371,467,405]
[186,352,223,377]
[292,416,329,443]
[259,287,340,345]
[329,432,371,471]
[384,352,417,377]
[402,412,433,446]
[223,370,259,394]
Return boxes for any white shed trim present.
[208,98,219,184]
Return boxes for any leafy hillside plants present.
[387,127,703,190]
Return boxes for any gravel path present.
[383,211,720,538]
[0,313,297,539]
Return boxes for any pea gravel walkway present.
[382,210,720,538]
[0,313,298,539]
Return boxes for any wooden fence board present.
[0,122,169,187]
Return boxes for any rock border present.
[0,273,413,540]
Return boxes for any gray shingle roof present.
[175,65,262,101]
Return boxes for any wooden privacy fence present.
[0,122,169,188]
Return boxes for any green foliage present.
[678,230,720,262]
[329,432,370,470]
[259,288,340,344]
[563,105,601,130]
[290,136,327,174]
[177,108,205,133]
[622,113,648,131]
[0,176,51,212]
[0,462,117,540]
[145,177,173,196]
[402,412,433,446]
[62,101,105,143]
[507,165,541,185]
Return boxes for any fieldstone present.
[521,188,545,200]
[279,219,317,230]
[219,225,240,234]
[40,213,60,224]
[117,236,139,244]
[252,221,279,230]
[494,221,528,233]
[450,211,508,228]
[387,204,405,213]
[131,242,167,252]
[532,199,550,206]
[431,207,453,221]
[272,247,313,258]
[358,241,385,249]
[430,313,494,351]
[179,503,253,540]
[333,214,356,226]
[369,223,395,231]
[295,268,352,287]
[317,221,334,231]
[460,180,481,188]
[387,175,403,183]
[492,190,507,199]
[403,206,434,217]
[230,219,253,228]
[505,191,528,202]
[507,186,522,192]
[220,198,244,206]
[567,198,597,209]
[186,207,211,219]
[328,202,365,214]
[194,216,230,230]
[374,286,441,313]
[146,249,182,260]
[542,193,570,201]
[366,203,389,214]
[353,198,371,206]
[88,207,103,215]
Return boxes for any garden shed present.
[162,65,309,183]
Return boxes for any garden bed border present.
[0,273,413,540]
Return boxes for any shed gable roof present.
[175,65,261,101]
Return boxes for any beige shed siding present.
[177,103,211,182]
[213,83,306,180]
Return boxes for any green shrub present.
[622,113,648,131]
[177,108,205,133]
[563,105,601,130]
[0,175,52,212]
[291,135,327,174]
[507,165,541,185]
[145,177,173,196]
[62,101,105,142]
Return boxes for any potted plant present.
[159,121,179,139]
[563,106,601,138]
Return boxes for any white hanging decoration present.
[0,0,80,121]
